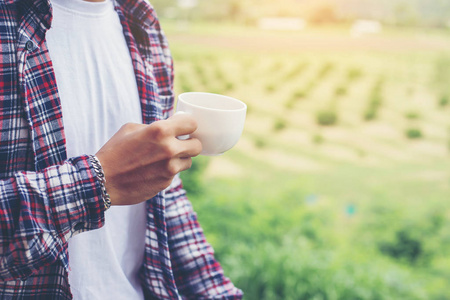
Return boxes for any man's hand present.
[95,113,202,206]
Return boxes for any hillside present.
[163,20,450,299]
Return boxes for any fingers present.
[166,156,194,176]
[166,112,198,137]
[177,157,194,173]
[149,156,193,181]
[139,116,202,160]
[112,118,202,165]
[175,137,202,158]
[166,114,202,157]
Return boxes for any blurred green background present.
[152,1,450,299]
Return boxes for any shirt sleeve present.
[164,176,243,300]
[0,155,105,281]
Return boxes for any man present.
[0,0,243,299]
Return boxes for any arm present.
[165,177,243,300]
[0,112,201,282]
[0,155,104,281]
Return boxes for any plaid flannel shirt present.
[0,0,243,299]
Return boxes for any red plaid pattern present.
[0,0,243,299]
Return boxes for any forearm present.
[0,155,105,281]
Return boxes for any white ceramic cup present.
[176,92,247,156]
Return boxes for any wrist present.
[89,155,112,210]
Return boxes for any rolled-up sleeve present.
[0,155,105,281]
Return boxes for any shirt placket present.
[17,0,67,171]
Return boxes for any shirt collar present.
[3,0,49,11]
[12,0,155,52]
[7,0,155,31]
[13,0,51,52]
[115,0,157,31]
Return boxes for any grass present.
[166,20,450,299]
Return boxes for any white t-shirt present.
[46,0,146,299]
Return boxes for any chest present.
[0,3,173,174]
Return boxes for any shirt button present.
[25,41,34,51]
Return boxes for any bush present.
[285,89,308,109]
[317,62,335,79]
[438,94,449,107]
[405,111,420,120]
[405,128,423,139]
[363,80,384,121]
[191,176,437,300]
[364,108,377,120]
[224,81,234,92]
[254,136,267,148]
[273,118,287,131]
[294,89,307,99]
[316,109,338,126]
[379,229,424,265]
[284,62,309,80]
[347,67,364,81]
[224,239,426,300]
[284,99,295,110]
[265,83,276,93]
[312,133,324,144]
[335,85,348,97]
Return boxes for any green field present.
[164,21,450,299]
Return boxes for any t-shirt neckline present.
[51,0,114,17]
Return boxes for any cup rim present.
[178,92,247,112]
